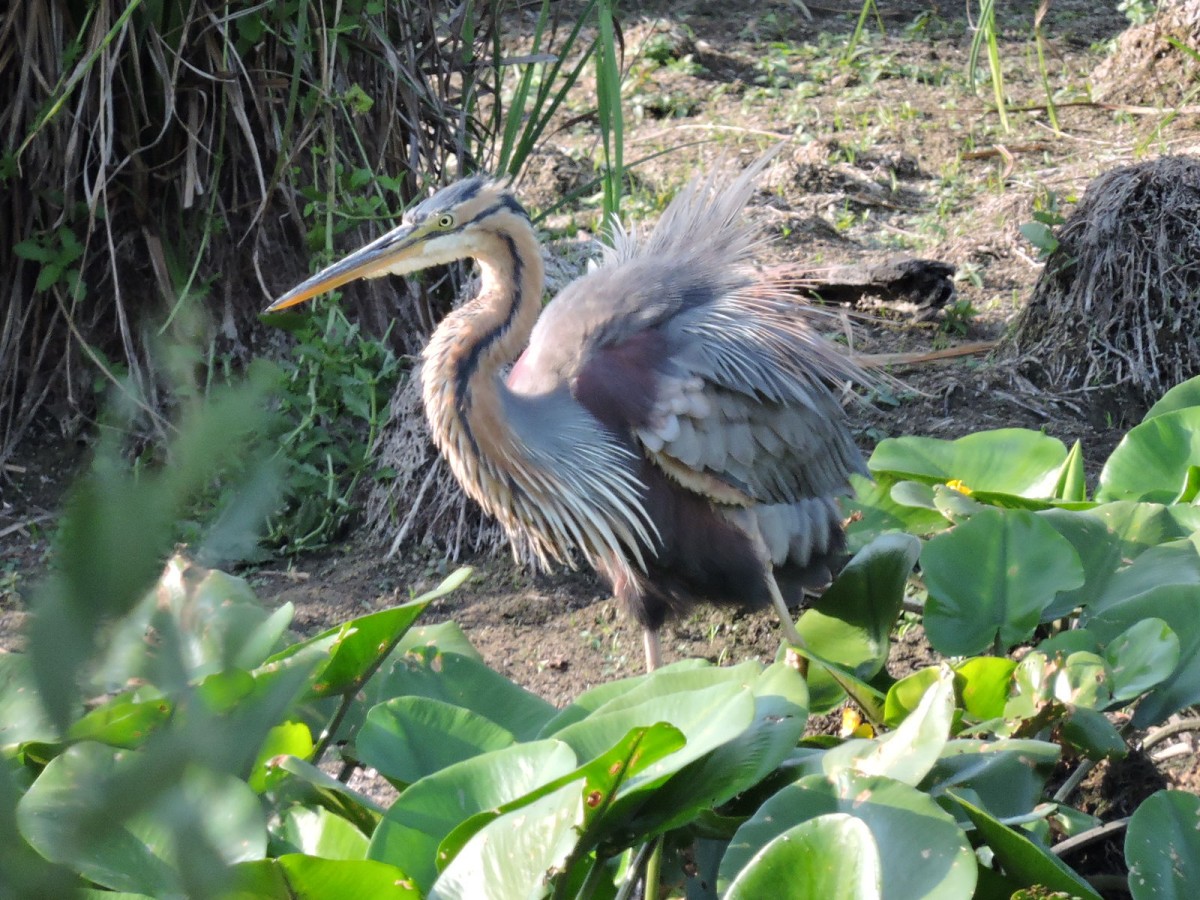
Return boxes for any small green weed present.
[266,305,401,554]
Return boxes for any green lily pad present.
[368,740,576,893]
[869,429,1068,497]
[724,814,882,900]
[922,508,1084,655]
[1144,375,1200,422]
[1126,790,1200,900]
[275,806,370,861]
[1097,407,1200,503]
[356,697,516,787]
[722,772,974,899]
[428,780,584,899]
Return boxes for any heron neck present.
[421,224,544,477]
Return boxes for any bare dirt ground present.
[3,0,1200,861]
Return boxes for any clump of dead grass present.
[1005,155,1200,411]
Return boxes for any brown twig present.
[857,341,997,368]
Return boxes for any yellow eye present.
[437,213,455,228]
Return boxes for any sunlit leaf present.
[551,681,755,788]
[226,855,419,899]
[365,647,556,744]
[722,772,973,900]
[621,664,808,837]
[954,657,1017,722]
[1051,440,1088,502]
[0,655,59,749]
[67,693,172,750]
[275,806,370,861]
[249,721,313,793]
[368,741,577,894]
[395,621,481,662]
[428,780,583,899]
[265,597,431,699]
[869,429,1068,497]
[817,667,955,786]
[1143,375,1200,422]
[724,814,882,900]
[440,722,685,869]
[1097,407,1200,503]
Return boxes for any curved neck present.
[421,222,544,469]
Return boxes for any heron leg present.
[643,628,662,672]
[766,569,809,677]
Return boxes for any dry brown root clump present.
[1005,155,1200,413]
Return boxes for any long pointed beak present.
[264,223,421,313]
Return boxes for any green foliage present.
[1125,791,1200,899]
[967,0,1009,133]
[9,373,1200,895]
[266,305,401,554]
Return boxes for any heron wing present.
[509,155,866,508]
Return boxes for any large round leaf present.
[1144,374,1200,421]
[869,429,1068,497]
[923,508,1084,655]
[1097,407,1200,503]
[1037,508,1125,620]
[799,533,920,712]
[846,474,950,551]
[537,660,707,735]
[721,772,975,900]
[1082,583,1200,727]
[428,780,584,899]
[368,740,576,893]
[367,648,556,741]
[227,856,419,899]
[1126,790,1200,900]
[1084,502,1195,561]
[1086,540,1200,618]
[1104,618,1180,703]
[356,697,516,786]
[262,597,433,699]
[724,814,882,900]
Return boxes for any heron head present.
[265,176,529,312]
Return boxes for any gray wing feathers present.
[755,499,840,568]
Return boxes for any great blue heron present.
[266,156,867,672]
